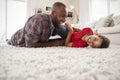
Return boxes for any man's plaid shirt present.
[11,13,55,47]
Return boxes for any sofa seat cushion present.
[96,26,120,34]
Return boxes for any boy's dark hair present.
[98,35,110,48]
[52,2,66,11]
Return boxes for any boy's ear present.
[94,29,98,35]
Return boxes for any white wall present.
[79,0,91,26]
[79,0,120,26]
[27,0,79,24]
[79,0,110,26]
[90,0,108,21]
[1,0,120,41]
[27,0,69,17]
[90,0,120,21]
[7,0,27,38]
[110,0,120,15]
[0,0,6,41]
[0,0,27,41]
[0,0,80,41]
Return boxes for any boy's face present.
[86,35,103,48]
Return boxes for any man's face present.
[87,35,103,48]
[52,7,67,27]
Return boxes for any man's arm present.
[32,38,65,47]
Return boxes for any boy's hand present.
[65,22,73,32]
[72,27,81,32]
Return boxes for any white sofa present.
[87,14,120,45]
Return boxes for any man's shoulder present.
[35,13,50,18]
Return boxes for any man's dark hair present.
[52,2,66,11]
[98,35,110,48]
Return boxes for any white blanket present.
[0,43,120,80]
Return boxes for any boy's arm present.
[72,27,81,32]
[65,23,73,47]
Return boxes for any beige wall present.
[27,0,80,24]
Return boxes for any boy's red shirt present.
[71,27,93,48]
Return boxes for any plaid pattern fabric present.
[11,13,55,47]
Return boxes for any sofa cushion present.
[94,14,113,28]
[87,14,114,28]
[108,19,114,27]
[96,26,120,34]
[113,15,120,25]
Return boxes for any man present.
[8,2,80,47]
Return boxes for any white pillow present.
[108,19,114,27]
[113,15,120,25]
[94,14,113,28]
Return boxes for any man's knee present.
[56,25,68,39]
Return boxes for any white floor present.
[0,43,120,80]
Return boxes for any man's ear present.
[51,11,56,16]
[51,11,56,19]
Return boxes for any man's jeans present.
[7,39,13,45]
[52,25,68,39]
